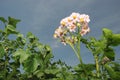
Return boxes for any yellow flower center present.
[72,15,77,19]
[61,21,66,26]
[80,18,84,22]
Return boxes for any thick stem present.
[94,55,100,78]
[77,37,84,65]
[77,37,88,78]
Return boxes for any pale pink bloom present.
[79,14,90,23]
[54,27,64,37]
[66,17,73,22]
[80,27,90,36]
[70,12,81,23]
[70,12,80,19]
[65,17,74,27]
[80,22,90,36]
[67,23,76,32]
[60,17,69,26]
[85,27,90,33]
[60,17,75,27]
[54,12,90,45]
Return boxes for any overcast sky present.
[0,0,120,66]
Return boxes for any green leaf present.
[34,70,44,78]
[104,63,116,79]
[6,24,18,34]
[112,62,120,71]
[115,72,120,79]
[103,28,112,39]
[20,49,30,63]
[110,34,120,46]
[0,30,3,33]
[17,33,24,38]
[0,17,7,23]
[44,53,53,64]
[0,44,5,58]
[104,47,115,60]
[84,64,96,72]
[8,17,20,28]
[89,38,106,55]
[13,49,23,57]
[13,49,30,63]
[36,43,44,52]
[17,33,26,45]
[23,56,39,73]
[103,28,120,46]
[35,54,45,69]
[45,45,51,52]
[27,32,35,39]
[7,25,16,31]
[45,68,59,74]
[74,64,83,72]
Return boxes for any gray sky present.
[0,0,120,65]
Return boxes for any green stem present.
[94,55,100,78]
[87,44,100,79]
[69,38,88,78]
[69,43,80,61]
[4,51,8,80]
[77,37,83,65]
[77,37,88,78]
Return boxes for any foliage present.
[0,17,74,80]
[81,28,120,80]
[0,16,120,80]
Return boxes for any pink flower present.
[79,14,90,23]
[66,17,73,23]
[60,18,68,27]
[70,12,80,19]
[80,25,90,36]
[54,12,91,45]
[67,23,76,32]
[54,27,64,38]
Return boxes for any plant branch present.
[94,55,100,78]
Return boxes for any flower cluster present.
[53,12,90,45]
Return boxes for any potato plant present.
[0,16,120,80]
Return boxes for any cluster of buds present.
[53,12,90,45]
